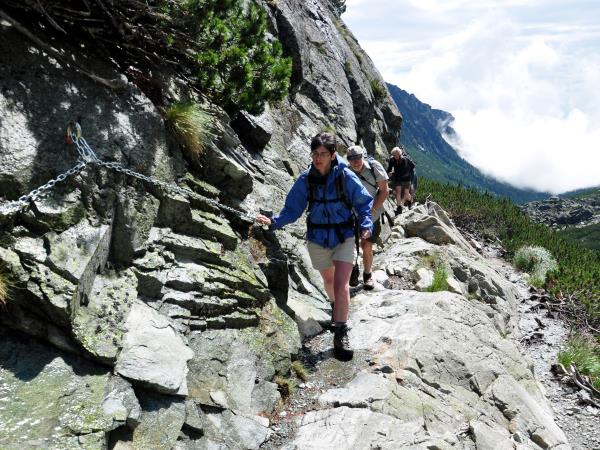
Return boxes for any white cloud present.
[344,2,600,193]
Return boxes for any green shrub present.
[427,265,449,292]
[162,0,292,115]
[165,102,214,160]
[558,335,600,390]
[369,79,387,103]
[513,246,558,286]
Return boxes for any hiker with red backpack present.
[387,146,416,215]
[256,132,373,360]
[346,145,388,290]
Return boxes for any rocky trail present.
[259,206,600,450]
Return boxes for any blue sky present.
[344,0,600,193]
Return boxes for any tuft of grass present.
[513,245,557,287]
[0,272,9,306]
[165,101,215,161]
[427,265,449,292]
[558,335,600,390]
[291,360,309,382]
[274,376,297,398]
[369,79,387,103]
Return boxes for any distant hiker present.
[346,145,388,290]
[387,146,416,215]
[256,132,373,360]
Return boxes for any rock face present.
[287,291,569,449]
[0,0,400,447]
[0,329,140,449]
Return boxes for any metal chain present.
[70,127,254,222]
[0,161,87,214]
[1,123,255,224]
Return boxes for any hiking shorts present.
[391,180,411,189]
[366,218,381,244]
[307,239,355,270]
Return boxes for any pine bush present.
[162,0,292,115]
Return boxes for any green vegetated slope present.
[415,178,600,325]
[561,186,600,200]
[560,223,600,251]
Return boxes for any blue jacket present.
[271,155,373,249]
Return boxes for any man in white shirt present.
[346,145,389,290]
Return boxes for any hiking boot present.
[333,323,354,360]
[363,272,374,291]
[406,200,412,209]
[395,205,402,216]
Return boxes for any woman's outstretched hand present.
[361,229,371,239]
[256,214,272,226]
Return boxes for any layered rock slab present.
[0,329,139,449]
[286,291,569,450]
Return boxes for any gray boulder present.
[398,201,479,257]
[115,301,194,395]
[378,237,519,334]
[45,219,111,317]
[130,393,186,450]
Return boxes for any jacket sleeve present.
[344,169,373,232]
[270,176,308,230]
[386,158,393,173]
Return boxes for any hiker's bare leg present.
[361,239,374,274]
[399,186,407,206]
[332,260,353,322]
[319,266,335,302]
[395,185,402,206]
[403,188,412,204]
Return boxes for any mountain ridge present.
[386,82,549,204]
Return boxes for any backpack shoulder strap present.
[337,168,360,253]
[307,177,316,212]
[336,169,353,210]
[367,156,377,180]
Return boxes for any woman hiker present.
[256,132,373,360]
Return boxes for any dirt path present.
[259,326,370,449]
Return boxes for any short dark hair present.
[311,132,336,154]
